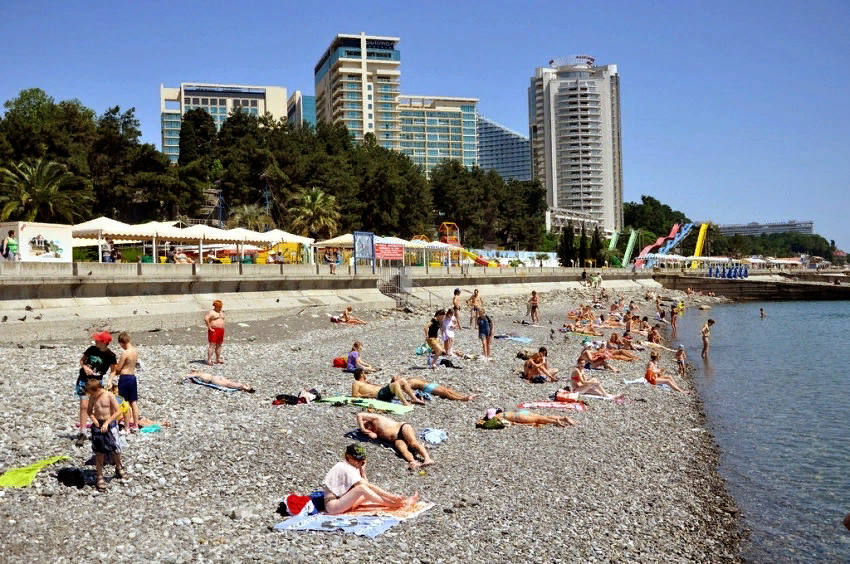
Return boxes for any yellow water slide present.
[690,224,709,268]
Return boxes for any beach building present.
[287,91,317,127]
[397,95,478,176]
[477,115,532,181]
[716,220,814,237]
[314,32,401,147]
[159,83,287,163]
[528,55,623,232]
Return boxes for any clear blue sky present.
[2,0,848,248]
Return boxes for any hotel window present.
[368,113,372,119]
[233,100,240,107]
[201,98,208,105]
[368,104,372,110]
[367,84,372,90]
[251,108,258,115]
[192,98,199,104]
[368,122,373,129]
[184,97,190,104]
[368,95,372,100]
[250,100,258,107]
[242,99,249,106]
[219,99,226,105]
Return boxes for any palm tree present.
[289,187,341,239]
[228,204,274,231]
[0,159,92,223]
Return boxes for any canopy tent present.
[264,229,314,245]
[375,236,410,246]
[684,255,731,263]
[72,217,158,240]
[315,233,354,249]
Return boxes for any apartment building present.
[287,91,317,127]
[397,95,478,175]
[477,115,531,181]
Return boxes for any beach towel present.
[316,397,413,415]
[345,501,435,520]
[274,513,400,539]
[186,376,240,392]
[622,377,671,391]
[419,428,448,444]
[494,335,533,344]
[140,424,162,433]
[415,343,432,356]
[0,455,70,488]
[516,401,587,412]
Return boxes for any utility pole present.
[214,180,223,228]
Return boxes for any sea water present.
[673,301,850,562]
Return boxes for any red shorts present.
[645,371,657,386]
[208,328,225,344]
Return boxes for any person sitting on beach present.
[649,324,663,344]
[356,413,434,470]
[538,346,558,378]
[569,359,611,397]
[403,378,477,401]
[621,331,646,351]
[479,408,575,428]
[424,309,446,368]
[187,371,255,392]
[341,307,367,325]
[645,351,686,393]
[523,352,558,383]
[347,341,376,373]
[323,444,419,515]
[577,344,619,372]
[351,369,424,406]
[606,333,640,361]
[628,300,639,313]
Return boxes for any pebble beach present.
[0,286,743,563]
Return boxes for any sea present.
[673,301,850,562]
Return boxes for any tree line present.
[0,88,547,249]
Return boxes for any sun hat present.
[92,331,112,343]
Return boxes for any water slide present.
[635,223,695,268]
[621,229,638,265]
[690,224,709,268]
[607,231,620,251]
[460,249,492,267]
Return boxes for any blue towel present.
[493,335,533,344]
[420,428,448,445]
[188,377,240,392]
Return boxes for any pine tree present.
[177,120,199,165]
[590,226,603,266]
[558,221,575,266]
[578,225,588,268]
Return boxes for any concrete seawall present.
[655,273,850,300]
[0,262,660,342]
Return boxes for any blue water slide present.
[647,223,694,267]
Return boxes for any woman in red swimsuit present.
[645,351,686,393]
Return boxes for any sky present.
[1,0,848,247]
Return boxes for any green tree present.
[578,225,588,267]
[590,226,603,265]
[181,108,217,159]
[178,120,199,165]
[558,222,575,267]
[228,204,274,231]
[289,187,341,239]
[0,158,92,222]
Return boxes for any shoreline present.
[0,286,742,562]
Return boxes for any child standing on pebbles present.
[75,332,118,446]
[86,376,127,492]
[115,332,140,432]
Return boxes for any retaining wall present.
[655,274,850,301]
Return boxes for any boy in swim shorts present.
[115,332,140,432]
[86,376,127,491]
[675,345,686,377]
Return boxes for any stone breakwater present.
[0,287,741,563]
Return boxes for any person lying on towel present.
[187,371,254,393]
[478,407,575,428]
[403,378,476,401]
[351,370,424,406]
[356,412,434,470]
[323,444,419,515]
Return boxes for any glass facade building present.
[397,95,478,176]
[477,115,532,181]
[287,91,317,127]
[159,83,287,163]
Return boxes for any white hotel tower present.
[529,56,623,233]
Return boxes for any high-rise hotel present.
[314,32,401,149]
[397,95,478,176]
[528,56,623,233]
[160,83,287,163]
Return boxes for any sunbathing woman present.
[187,371,255,392]
[341,307,367,325]
[645,351,686,393]
[323,444,419,515]
[523,352,558,382]
[480,408,575,428]
[569,359,611,397]
[577,344,619,372]
[404,378,477,401]
[606,333,640,361]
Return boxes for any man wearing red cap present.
[204,299,226,365]
[75,332,118,446]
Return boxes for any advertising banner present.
[0,222,73,262]
[375,243,403,260]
